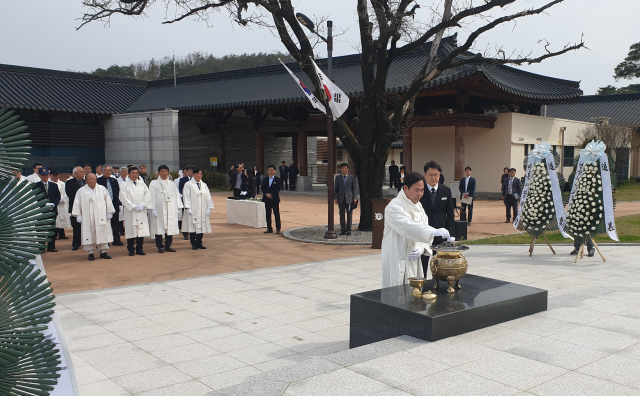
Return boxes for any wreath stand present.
[574,235,606,263]
[529,233,556,256]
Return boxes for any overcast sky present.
[1,0,638,95]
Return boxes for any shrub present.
[202,171,230,190]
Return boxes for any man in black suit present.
[288,161,299,191]
[97,165,123,246]
[388,160,399,189]
[261,165,282,234]
[33,167,61,253]
[178,165,195,239]
[230,163,247,198]
[279,161,289,191]
[458,166,476,226]
[65,166,86,250]
[420,161,455,276]
[334,163,357,236]
[502,167,522,223]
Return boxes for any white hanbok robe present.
[381,190,435,289]
[181,179,214,234]
[174,178,183,221]
[117,176,127,221]
[119,179,154,239]
[71,185,116,246]
[54,180,71,228]
[26,173,41,184]
[148,178,183,236]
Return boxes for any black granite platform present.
[350,274,547,348]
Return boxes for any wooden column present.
[297,127,308,176]
[217,129,226,173]
[255,126,264,174]
[454,124,465,181]
[632,128,640,178]
[403,128,413,173]
[348,151,356,175]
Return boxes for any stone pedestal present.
[350,274,547,348]
[295,176,313,192]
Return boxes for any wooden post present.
[542,233,556,254]
[217,129,226,173]
[591,238,606,262]
[529,237,536,256]
[255,126,264,174]
[455,124,466,181]
[297,126,308,176]
[403,128,412,173]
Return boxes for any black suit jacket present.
[261,176,281,203]
[279,166,289,179]
[502,177,522,198]
[459,177,476,198]
[388,165,399,178]
[288,166,299,180]
[34,181,61,216]
[178,176,192,194]
[65,178,84,213]
[420,184,455,235]
[97,176,120,209]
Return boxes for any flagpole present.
[324,20,337,239]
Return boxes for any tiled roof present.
[0,64,147,115]
[546,93,640,127]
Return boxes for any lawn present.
[615,183,640,202]
[465,214,640,244]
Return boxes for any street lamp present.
[297,12,337,239]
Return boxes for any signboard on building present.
[210,157,218,166]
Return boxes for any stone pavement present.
[59,244,640,395]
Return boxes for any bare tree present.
[79,0,585,230]
[577,124,633,177]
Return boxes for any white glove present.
[45,203,54,207]
[408,247,425,260]
[134,205,144,212]
[151,210,158,217]
[432,228,451,239]
[205,209,211,216]
[447,237,456,243]
[107,214,113,219]
[187,209,193,215]
[119,205,123,212]
[76,216,82,223]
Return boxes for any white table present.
[227,199,267,228]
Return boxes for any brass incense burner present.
[430,242,469,293]
[408,277,425,298]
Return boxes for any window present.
[563,146,574,167]
[524,144,529,156]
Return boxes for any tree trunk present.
[356,157,386,231]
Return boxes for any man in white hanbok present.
[119,167,154,256]
[116,166,128,236]
[149,165,183,253]
[182,168,214,250]
[381,172,452,289]
[51,169,71,240]
[72,173,116,261]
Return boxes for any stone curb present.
[283,225,372,245]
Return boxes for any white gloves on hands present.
[447,237,456,243]
[119,205,123,212]
[45,203,54,207]
[205,209,211,216]
[134,205,144,212]
[408,247,425,260]
[432,228,451,239]
[151,210,158,217]
[107,214,113,219]
[187,209,193,215]
[76,216,82,223]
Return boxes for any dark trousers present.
[574,239,594,251]
[505,194,518,220]
[110,215,121,243]
[56,228,66,239]
[461,202,474,223]
[265,200,281,231]
[127,237,144,253]
[233,188,241,198]
[256,182,261,194]
[46,225,57,251]
[120,221,125,235]
[281,176,288,190]
[71,216,82,248]
[290,178,297,191]
[389,174,397,188]
[338,201,353,233]
[155,234,173,250]
[189,233,203,247]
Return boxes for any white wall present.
[104,110,180,173]
[412,126,456,182]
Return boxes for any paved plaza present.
[59,244,640,395]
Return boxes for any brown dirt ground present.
[43,192,640,294]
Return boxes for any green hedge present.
[202,171,231,191]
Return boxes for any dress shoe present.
[47,249,58,253]
[165,247,176,252]
[128,251,135,256]
[339,231,346,235]
[276,230,280,235]
[158,248,165,253]
[569,249,579,255]
[197,245,206,249]
[100,252,111,259]
[136,250,146,256]
[88,254,95,261]
[183,235,189,240]
[192,246,198,250]
[346,231,352,236]
[264,229,273,234]
[112,241,124,246]
[588,250,595,257]
[467,222,471,226]
[72,246,79,251]
[504,219,510,223]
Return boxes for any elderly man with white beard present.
[182,168,214,250]
[381,172,453,289]
[148,165,183,253]
[120,167,154,256]
[71,173,116,261]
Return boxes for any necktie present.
[44,182,48,194]
[197,182,201,190]
[133,181,137,186]
[106,180,113,200]
[431,187,436,195]
[509,178,513,195]
[343,176,347,186]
